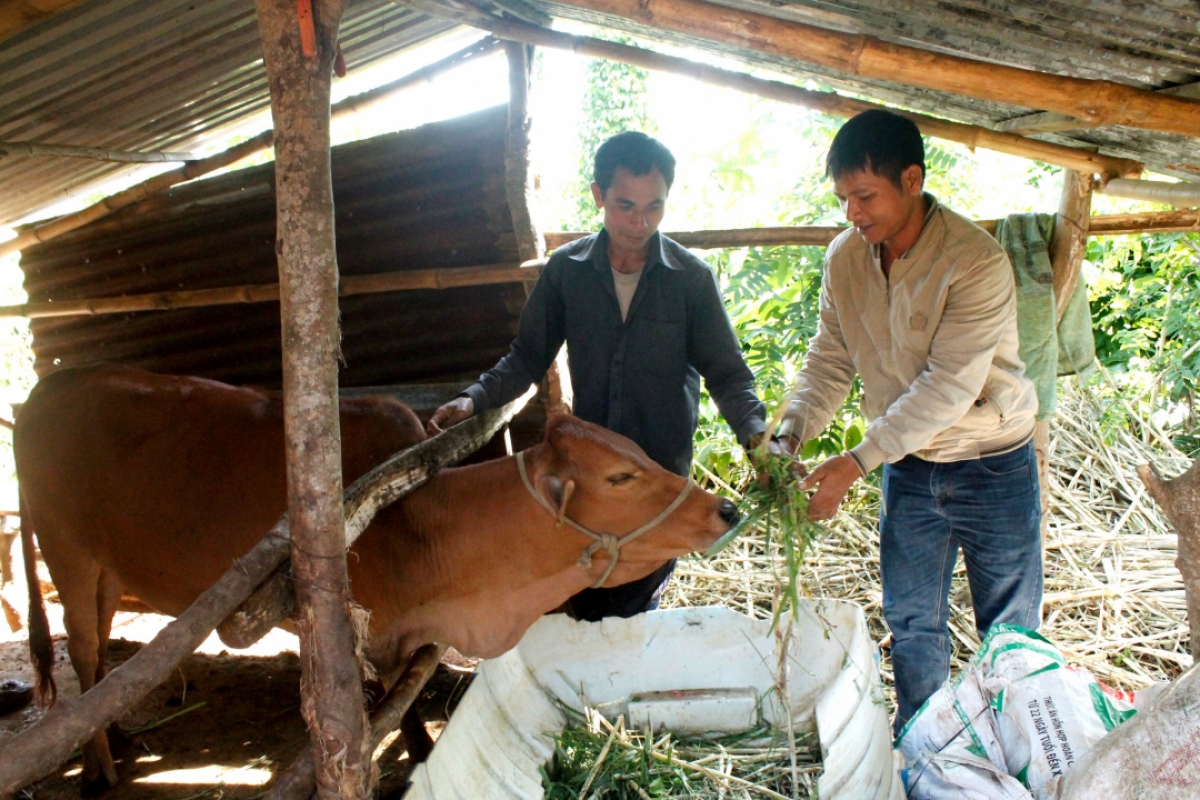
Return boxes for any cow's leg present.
[400,706,434,763]
[49,557,120,795]
[95,570,130,752]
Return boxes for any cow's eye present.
[608,473,635,486]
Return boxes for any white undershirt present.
[611,267,643,322]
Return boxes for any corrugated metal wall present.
[19,105,528,390]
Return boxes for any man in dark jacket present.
[428,131,779,619]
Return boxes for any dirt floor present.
[0,599,473,800]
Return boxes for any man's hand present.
[799,454,862,520]
[426,396,474,436]
[748,433,808,486]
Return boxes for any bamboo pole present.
[543,0,1200,139]
[475,17,1142,181]
[0,141,201,163]
[1,209,1195,322]
[0,38,503,260]
[0,261,541,319]
[0,397,526,798]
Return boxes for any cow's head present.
[526,415,739,588]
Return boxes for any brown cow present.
[15,364,737,793]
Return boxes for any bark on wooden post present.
[504,40,570,414]
[1050,170,1094,324]
[1138,461,1200,659]
[254,2,368,798]
[1033,170,1094,529]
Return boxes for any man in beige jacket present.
[779,110,1042,733]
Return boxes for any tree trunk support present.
[1033,170,1094,535]
[1050,170,1094,324]
[504,40,570,415]
[1138,461,1200,660]
[256,2,362,796]
[264,644,449,800]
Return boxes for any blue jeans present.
[881,439,1043,733]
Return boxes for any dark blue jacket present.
[464,229,766,476]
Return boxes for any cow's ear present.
[541,475,576,525]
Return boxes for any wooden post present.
[1139,461,1200,659]
[254,2,367,799]
[1050,171,1094,324]
[504,40,570,414]
[1034,171,1094,532]
[264,644,449,800]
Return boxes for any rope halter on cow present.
[515,450,696,589]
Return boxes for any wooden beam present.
[1088,209,1200,236]
[0,261,540,319]
[396,7,1143,180]
[1050,171,1093,324]
[0,0,88,44]
[542,0,1200,139]
[255,1,367,798]
[995,81,1200,136]
[501,20,1141,179]
[0,141,201,163]
[2,209,1196,322]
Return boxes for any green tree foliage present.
[1088,232,1200,446]
[568,44,655,230]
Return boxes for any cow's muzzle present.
[718,498,740,528]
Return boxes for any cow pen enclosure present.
[1,0,1200,799]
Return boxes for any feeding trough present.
[407,602,904,799]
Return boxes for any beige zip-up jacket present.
[779,195,1038,473]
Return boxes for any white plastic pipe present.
[1099,178,1200,207]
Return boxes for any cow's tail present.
[20,490,56,706]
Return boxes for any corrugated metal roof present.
[3,0,1198,230]
[528,0,1200,180]
[0,0,459,227]
[19,105,528,388]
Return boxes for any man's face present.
[591,167,668,254]
[832,163,924,248]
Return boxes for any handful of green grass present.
[704,453,824,630]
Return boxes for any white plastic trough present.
[406,601,905,800]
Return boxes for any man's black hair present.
[825,109,925,188]
[593,131,676,194]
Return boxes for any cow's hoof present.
[0,679,33,716]
[79,773,115,797]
